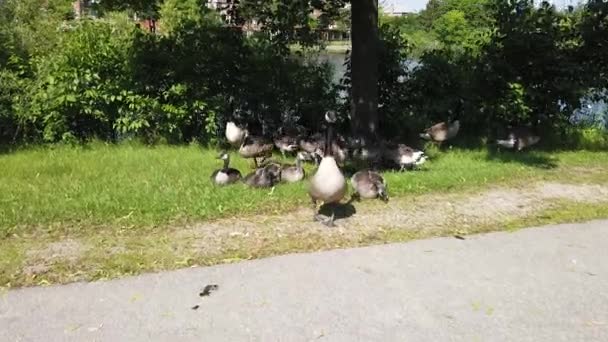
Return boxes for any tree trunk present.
[350,0,378,142]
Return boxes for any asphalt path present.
[2,220,607,341]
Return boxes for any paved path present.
[2,220,608,342]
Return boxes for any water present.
[572,91,608,129]
[305,50,348,85]
[308,51,607,127]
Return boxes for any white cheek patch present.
[400,155,416,165]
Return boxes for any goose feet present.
[313,213,335,227]
[311,199,336,227]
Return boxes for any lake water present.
[310,51,607,128]
[306,51,348,84]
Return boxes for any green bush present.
[15,15,136,142]
[0,69,21,143]
[3,8,337,144]
[2,0,607,147]
[130,19,337,142]
[378,0,607,141]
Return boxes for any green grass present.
[290,42,350,54]
[1,142,608,238]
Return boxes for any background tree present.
[350,0,379,141]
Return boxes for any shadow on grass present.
[318,202,356,222]
[485,147,558,169]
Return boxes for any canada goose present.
[312,133,350,166]
[210,151,242,185]
[420,120,460,144]
[274,130,300,159]
[225,121,248,147]
[383,144,427,171]
[313,142,348,166]
[243,164,280,188]
[299,132,324,165]
[350,170,389,202]
[239,135,274,168]
[297,151,320,164]
[281,152,306,183]
[496,127,541,151]
[308,111,347,227]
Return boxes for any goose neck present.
[324,123,333,157]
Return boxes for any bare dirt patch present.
[26,239,88,262]
[23,239,90,277]
[180,181,608,256]
[19,181,608,280]
[536,182,608,203]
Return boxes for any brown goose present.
[420,120,460,145]
[210,152,242,185]
[239,135,274,168]
[497,127,540,151]
[350,170,388,202]
[383,144,427,171]
[308,111,347,227]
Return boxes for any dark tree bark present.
[350,0,378,142]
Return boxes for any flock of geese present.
[212,112,541,226]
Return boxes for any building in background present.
[72,0,98,19]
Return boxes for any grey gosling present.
[281,152,306,183]
[210,151,242,185]
[350,170,389,202]
[243,163,280,188]
[308,111,347,227]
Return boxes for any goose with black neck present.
[308,111,347,227]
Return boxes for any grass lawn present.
[1,142,606,237]
[290,41,350,54]
[1,142,608,287]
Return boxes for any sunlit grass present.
[1,142,607,237]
